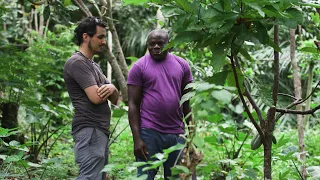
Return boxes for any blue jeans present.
[137,128,185,180]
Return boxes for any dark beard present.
[88,40,100,54]
[88,40,93,52]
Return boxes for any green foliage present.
[114,3,157,59]
[123,0,149,6]
[1,0,320,179]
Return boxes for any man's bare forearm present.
[128,105,141,141]
[108,88,119,105]
[183,101,192,125]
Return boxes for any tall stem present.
[290,28,306,179]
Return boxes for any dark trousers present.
[137,128,185,180]
[73,127,109,180]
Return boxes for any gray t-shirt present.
[63,52,111,136]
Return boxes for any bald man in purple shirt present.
[127,29,193,179]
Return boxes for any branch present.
[272,24,279,106]
[276,80,320,122]
[276,104,320,115]
[278,93,298,100]
[244,87,265,130]
[87,0,102,17]
[230,55,265,142]
[72,0,92,17]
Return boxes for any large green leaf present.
[163,143,185,154]
[112,108,126,118]
[279,8,304,28]
[161,5,185,18]
[204,136,218,145]
[143,160,166,170]
[201,6,220,21]
[197,110,209,118]
[171,165,190,175]
[192,135,205,148]
[245,2,265,17]
[207,114,223,123]
[239,48,253,61]
[211,46,227,71]
[207,71,229,85]
[262,5,288,18]
[253,21,269,44]
[226,67,244,92]
[174,31,203,44]
[180,91,196,105]
[184,82,196,90]
[211,89,232,104]
[216,19,236,34]
[175,0,195,13]
[0,127,11,137]
[219,0,232,12]
[200,100,214,110]
[195,82,215,91]
[153,153,165,160]
[299,47,319,54]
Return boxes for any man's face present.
[88,26,107,54]
[147,33,168,61]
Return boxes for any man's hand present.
[97,84,117,101]
[134,138,148,160]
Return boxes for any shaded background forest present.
[1,0,320,179]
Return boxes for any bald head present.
[147,29,170,61]
[147,29,169,44]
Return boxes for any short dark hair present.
[74,16,106,46]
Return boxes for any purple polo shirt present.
[127,53,193,134]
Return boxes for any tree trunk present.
[34,8,38,33]
[107,31,112,82]
[0,102,24,143]
[43,16,50,39]
[264,107,276,180]
[262,24,280,180]
[105,0,129,79]
[289,28,306,179]
[39,13,44,36]
[303,62,314,129]
[103,46,128,103]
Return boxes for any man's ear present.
[82,33,89,43]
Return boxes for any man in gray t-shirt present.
[63,17,118,180]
